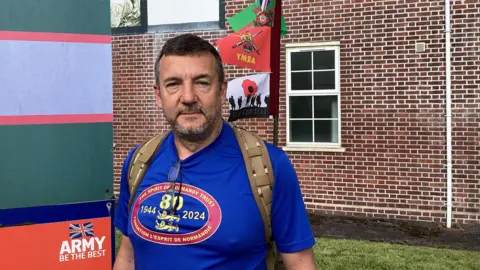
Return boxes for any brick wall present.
[450,0,480,223]
[112,0,480,225]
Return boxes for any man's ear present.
[220,80,227,105]
[154,84,163,109]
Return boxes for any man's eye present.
[197,81,210,86]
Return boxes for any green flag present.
[227,0,288,37]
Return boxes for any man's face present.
[154,53,226,141]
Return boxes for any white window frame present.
[285,42,343,151]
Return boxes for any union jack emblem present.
[69,222,95,239]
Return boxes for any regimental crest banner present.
[227,0,288,37]
[227,73,270,122]
[213,26,271,72]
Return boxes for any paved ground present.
[309,213,480,251]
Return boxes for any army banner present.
[227,73,270,122]
[0,200,115,270]
[213,26,271,72]
[0,216,112,270]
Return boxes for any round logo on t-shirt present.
[131,183,222,245]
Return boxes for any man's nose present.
[180,82,197,104]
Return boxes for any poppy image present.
[242,79,258,98]
[226,73,270,121]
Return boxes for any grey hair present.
[154,34,225,87]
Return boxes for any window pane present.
[289,96,312,118]
[313,71,335,90]
[315,120,339,143]
[290,120,313,142]
[314,96,338,118]
[291,51,311,70]
[313,50,335,70]
[291,72,312,90]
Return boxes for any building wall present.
[112,0,480,225]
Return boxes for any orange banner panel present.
[0,217,112,270]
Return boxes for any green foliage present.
[111,0,140,28]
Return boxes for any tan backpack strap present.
[127,131,170,213]
[229,123,276,270]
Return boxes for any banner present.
[214,26,271,72]
[0,217,112,270]
[0,0,114,210]
[227,73,270,122]
[227,0,287,37]
[0,200,115,270]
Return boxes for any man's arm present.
[113,235,135,270]
[267,148,317,269]
[113,147,139,269]
[280,248,317,270]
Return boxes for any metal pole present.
[273,114,279,146]
[444,0,452,229]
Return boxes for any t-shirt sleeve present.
[271,151,316,253]
[114,146,138,236]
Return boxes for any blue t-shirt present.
[114,121,315,270]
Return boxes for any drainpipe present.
[444,0,452,228]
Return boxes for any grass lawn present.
[115,230,480,269]
[313,237,480,270]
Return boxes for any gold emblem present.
[155,220,179,232]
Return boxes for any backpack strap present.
[127,131,170,213]
[228,122,278,270]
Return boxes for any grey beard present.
[172,119,215,142]
[164,102,220,143]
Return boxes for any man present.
[114,33,317,270]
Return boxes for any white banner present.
[227,73,270,122]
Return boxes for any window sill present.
[282,146,346,153]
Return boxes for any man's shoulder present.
[263,140,288,163]
[226,123,290,170]
[123,132,173,169]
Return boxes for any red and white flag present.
[226,73,270,122]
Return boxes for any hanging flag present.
[227,73,270,122]
[268,0,281,117]
[213,26,271,72]
[227,0,288,37]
